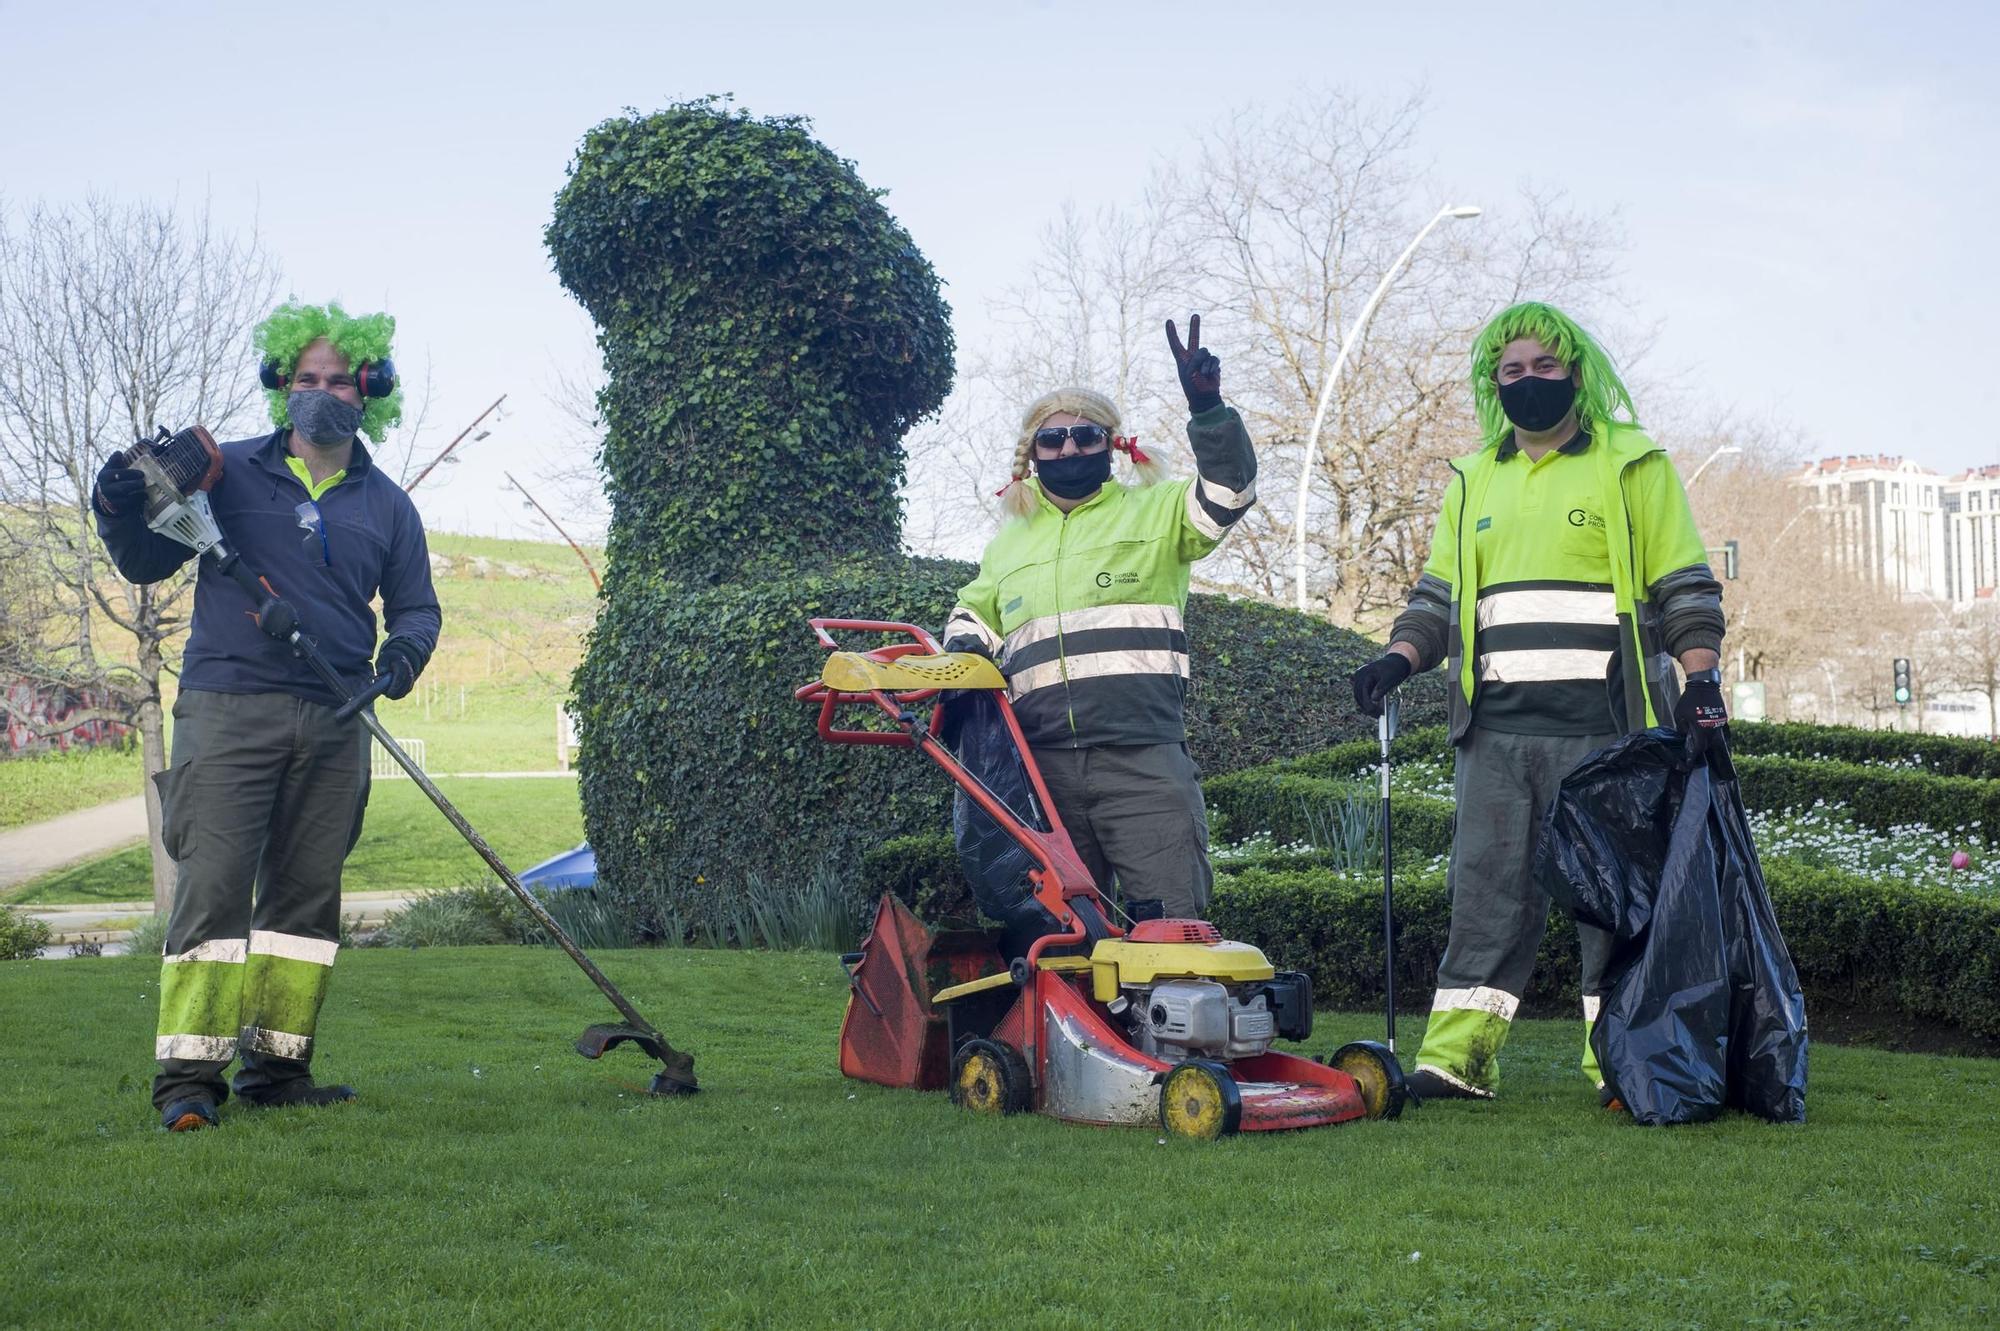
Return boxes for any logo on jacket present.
[1567,508,1605,530]
[1095,571,1139,588]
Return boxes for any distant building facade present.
[1797,456,2000,607]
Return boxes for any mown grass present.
[0,947,1992,1329]
[0,745,143,830]
[6,777,584,905]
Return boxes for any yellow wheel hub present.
[1340,1051,1390,1118]
[954,1052,1007,1115]
[1160,1064,1235,1140]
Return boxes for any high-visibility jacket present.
[944,406,1256,749]
[1390,422,1724,744]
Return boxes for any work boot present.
[160,1098,219,1132]
[1598,1083,1627,1114]
[237,1079,357,1109]
[1407,1067,1495,1102]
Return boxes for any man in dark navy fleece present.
[94,301,440,1131]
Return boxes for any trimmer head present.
[576,1022,699,1096]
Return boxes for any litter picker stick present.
[1380,697,1399,1053]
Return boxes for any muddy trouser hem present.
[151,690,369,1111]
[1414,725,1617,1095]
[1031,742,1212,919]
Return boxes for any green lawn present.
[0,947,1993,1328]
[5,777,584,905]
[0,745,143,830]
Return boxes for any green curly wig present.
[1470,301,1637,449]
[254,301,403,442]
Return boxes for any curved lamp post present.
[1292,203,1482,613]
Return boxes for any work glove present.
[941,636,993,661]
[374,636,425,701]
[92,451,147,522]
[1675,675,1729,759]
[1351,653,1413,720]
[1165,314,1223,414]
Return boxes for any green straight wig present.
[254,301,403,442]
[1469,301,1637,449]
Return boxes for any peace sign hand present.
[1165,313,1223,413]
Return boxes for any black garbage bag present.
[938,690,1062,958]
[1536,728,1807,1126]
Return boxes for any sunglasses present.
[295,500,330,567]
[1032,424,1110,454]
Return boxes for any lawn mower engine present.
[1119,972,1312,1063]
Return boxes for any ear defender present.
[259,357,396,398]
[355,357,396,399]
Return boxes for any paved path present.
[0,796,148,892]
[27,889,424,945]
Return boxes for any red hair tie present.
[1114,434,1151,464]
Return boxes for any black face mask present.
[1036,450,1111,500]
[1497,373,1577,433]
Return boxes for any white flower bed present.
[1354,759,1999,897]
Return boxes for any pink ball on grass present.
[1951,850,1972,871]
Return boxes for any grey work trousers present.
[1032,742,1213,919]
[151,689,371,1110]
[1423,725,1618,1088]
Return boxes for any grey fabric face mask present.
[287,390,363,447]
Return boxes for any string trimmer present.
[125,424,694,1096]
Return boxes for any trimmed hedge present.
[577,552,1444,934]
[1734,755,2000,846]
[1729,719,2000,780]
[858,837,2000,1040]
[1202,767,1455,861]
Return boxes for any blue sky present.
[4,0,1995,545]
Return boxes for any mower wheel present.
[1159,1060,1242,1140]
[950,1039,1031,1116]
[1326,1040,1408,1120]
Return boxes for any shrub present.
[546,97,954,587]
[123,911,168,958]
[575,550,1441,937]
[1729,720,2000,779]
[1734,755,2000,846]
[1,905,52,961]
[375,888,516,949]
[1204,767,1455,862]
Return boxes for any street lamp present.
[1292,203,1483,612]
[1687,444,1741,486]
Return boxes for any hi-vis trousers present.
[1414,725,1617,1097]
[151,689,369,1110]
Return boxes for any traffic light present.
[1893,657,1913,707]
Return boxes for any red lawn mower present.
[795,619,1405,1139]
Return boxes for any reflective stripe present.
[1009,648,1189,698]
[944,606,1002,655]
[1185,483,1226,540]
[241,1025,313,1060]
[1198,475,1256,512]
[1003,602,1184,654]
[1583,994,1602,1023]
[1476,586,1617,629]
[156,1034,237,1062]
[248,930,339,967]
[1478,648,1615,683]
[1430,985,1520,1021]
[1412,1062,1496,1098]
[163,938,247,966]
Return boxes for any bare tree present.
[0,196,279,909]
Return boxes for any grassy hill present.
[369,531,601,772]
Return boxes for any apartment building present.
[1797,456,2000,606]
